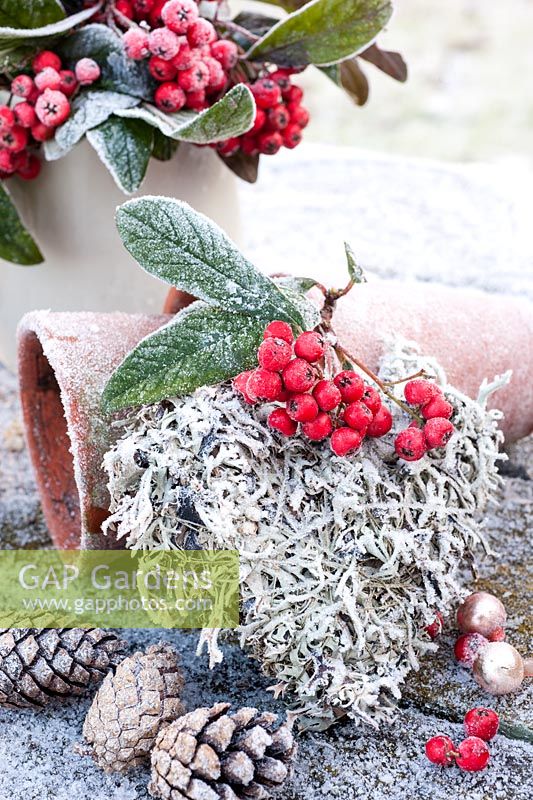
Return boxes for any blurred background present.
[296,0,532,163]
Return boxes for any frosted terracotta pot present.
[0,140,240,371]
[18,281,533,549]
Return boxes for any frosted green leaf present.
[87,116,153,195]
[0,183,43,265]
[48,91,140,160]
[274,277,321,330]
[246,0,393,67]
[114,84,256,144]
[0,4,99,62]
[58,24,154,100]
[344,242,366,283]
[0,0,64,28]
[116,197,304,326]
[102,303,267,411]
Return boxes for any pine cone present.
[149,702,297,800]
[81,643,184,773]
[0,628,125,709]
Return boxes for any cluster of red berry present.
[0,51,100,181]
[120,0,309,156]
[233,320,455,460]
[395,379,455,461]
[425,707,498,772]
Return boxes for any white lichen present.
[103,340,508,729]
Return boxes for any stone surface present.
[0,149,532,799]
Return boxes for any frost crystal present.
[103,340,507,729]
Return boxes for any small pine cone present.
[81,643,184,773]
[149,702,297,800]
[0,628,125,709]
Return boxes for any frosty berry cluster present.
[233,320,455,460]
[425,707,499,772]
[395,378,455,461]
[0,51,100,181]
[120,0,309,157]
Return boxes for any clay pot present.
[18,310,168,549]
[1,141,240,371]
[18,281,532,549]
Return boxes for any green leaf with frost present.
[116,197,304,326]
[102,303,268,412]
[344,242,366,283]
[152,130,179,161]
[58,24,154,100]
[114,85,256,144]
[47,91,140,161]
[87,116,153,195]
[0,4,99,65]
[0,183,43,265]
[274,276,321,329]
[245,0,393,67]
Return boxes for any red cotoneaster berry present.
[233,370,255,404]
[203,57,225,91]
[0,149,16,174]
[333,371,364,403]
[268,408,297,436]
[488,626,506,642]
[313,380,341,412]
[246,368,282,402]
[286,393,319,423]
[344,401,373,433]
[0,106,14,133]
[216,137,240,157]
[251,78,282,109]
[282,359,316,393]
[14,102,36,129]
[149,55,177,81]
[394,427,426,461]
[161,0,199,34]
[270,69,292,91]
[267,104,289,131]
[249,108,266,135]
[421,396,453,420]
[361,385,381,415]
[75,58,101,86]
[425,735,456,767]
[187,18,217,46]
[186,90,208,111]
[11,74,34,98]
[59,70,78,97]
[404,378,440,406]
[116,0,134,17]
[331,427,363,457]
[133,0,154,16]
[31,122,54,142]
[172,42,196,71]
[257,337,292,372]
[32,51,61,73]
[148,27,182,60]
[464,708,499,741]
[240,135,259,156]
[154,81,186,112]
[0,125,28,153]
[123,28,151,60]
[16,154,41,181]
[455,737,490,772]
[264,320,293,344]
[284,84,303,103]
[283,123,303,149]
[454,633,488,668]
[257,130,283,155]
[35,89,70,127]
[366,405,393,437]
[425,611,444,639]
[302,412,333,441]
[210,40,239,71]
[289,105,310,129]
[178,61,209,92]
[294,331,326,363]
[424,417,455,449]
[34,67,61,92]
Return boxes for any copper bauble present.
[473,642,524,695]
[457,592,506,637]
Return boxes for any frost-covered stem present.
[110,4,137,29]
[336,344,423,422]
[383,369,431,386]
[217,20,261,42]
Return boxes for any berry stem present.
[217,20,261,42]
[383,368,433,386]
[335,344,423,422]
